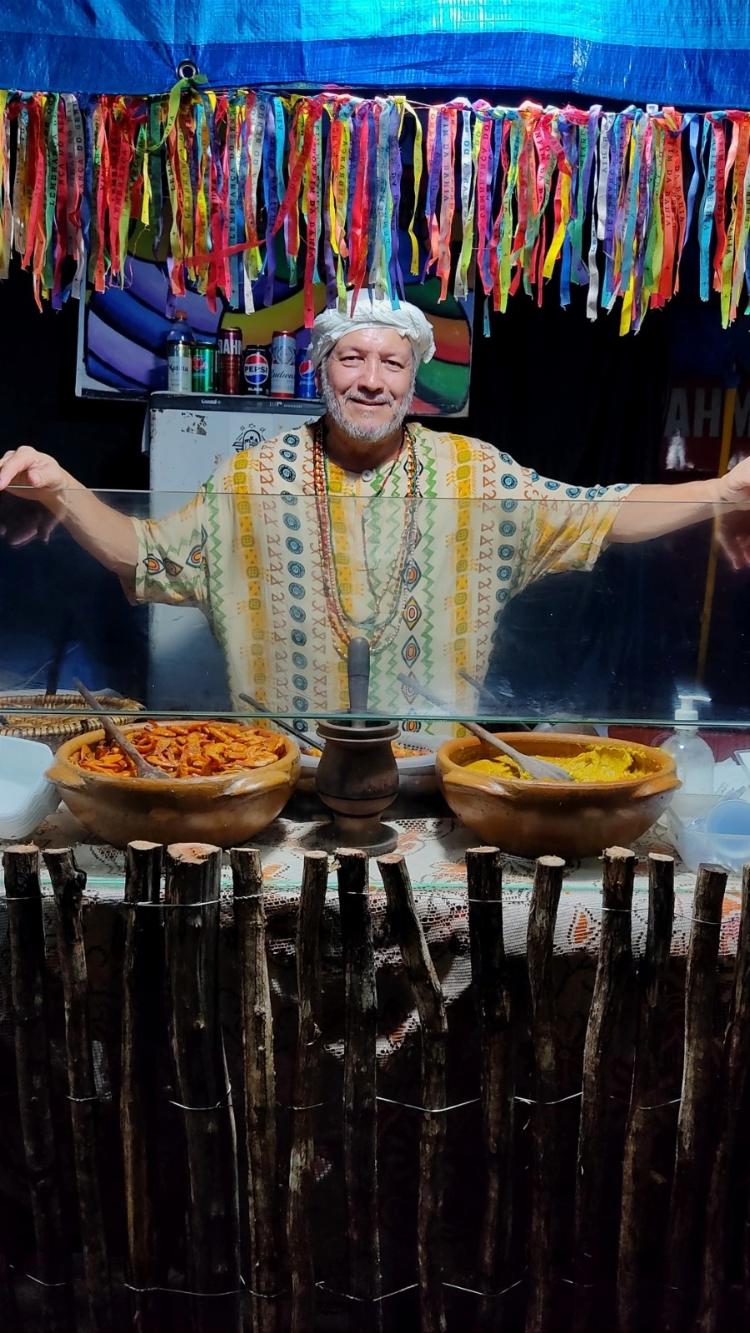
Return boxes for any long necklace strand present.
[312,423,420,652]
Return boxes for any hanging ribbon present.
[454,98,475,300]
[2,87,750,330]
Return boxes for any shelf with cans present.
[165,317,320,401]
[149,392,324,413]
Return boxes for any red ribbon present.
[348,104,371,304]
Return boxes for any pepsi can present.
[242,345,270,395]
[295,348,317,399]
[271,331,296,398]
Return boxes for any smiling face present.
[320,326,417,448]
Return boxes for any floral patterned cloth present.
[131,424,632,733]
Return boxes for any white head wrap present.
[310,291,436,369]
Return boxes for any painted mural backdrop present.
[77,246,473,416]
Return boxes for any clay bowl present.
[47,725,300,849]
[436,732,680,859]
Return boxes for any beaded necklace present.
[312,421,421,653]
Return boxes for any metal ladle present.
[398,673,571,782]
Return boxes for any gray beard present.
[319,365,416,444]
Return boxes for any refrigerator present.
[147,393,324,710]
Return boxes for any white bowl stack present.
[0,735,60,841]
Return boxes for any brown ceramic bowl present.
[436,732,680,859]
[47,725,300,849]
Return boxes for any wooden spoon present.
[397,673,571,782]
[74,679,167,781]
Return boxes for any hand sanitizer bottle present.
[660,692,715,795]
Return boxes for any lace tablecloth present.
[0,806,743,960]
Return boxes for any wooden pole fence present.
[0,840,748,1333]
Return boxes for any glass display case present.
[1,488,748,721]
[1,483,749,867]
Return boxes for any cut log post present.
[662,863,727,1333]
[287,850,328,1333]
[616,853,675,1333]
[336,849,382,1333]
[465,847,514,1333]
[164,842,241,1333]
[524,854,566,1333]
[230,847,279,1333]
[43,848,112,1333]
[694,862,750,1333]
[120,841,163,1333]
[573,846,635,1333]
[4,846,74,1333]
[378,851,448,1333]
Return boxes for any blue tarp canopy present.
[1,2,749,106]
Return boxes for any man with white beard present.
[2,291,750,734]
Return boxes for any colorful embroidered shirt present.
[132,424,632,734]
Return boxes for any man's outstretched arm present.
[608,455,750,548]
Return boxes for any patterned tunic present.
[133,424,632,736]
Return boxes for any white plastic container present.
[0,735,59,840]
[667,799,750,874]
[660,692,715,797]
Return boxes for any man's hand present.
[715,508,750,570]
[0,446,137,578]
[612,453,750,546]
[0,446,75,510]
[0,493,58,547]
[715,454,750,504]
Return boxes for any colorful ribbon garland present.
[2,87,750,329]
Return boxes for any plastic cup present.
[704,799,750,869]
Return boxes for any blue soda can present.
[295,347,318,399]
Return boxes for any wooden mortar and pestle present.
[306,637,400,855]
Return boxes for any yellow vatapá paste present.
[464,745,650,784]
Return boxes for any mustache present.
[343,389,395,407]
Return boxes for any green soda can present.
[192,338,216,393]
